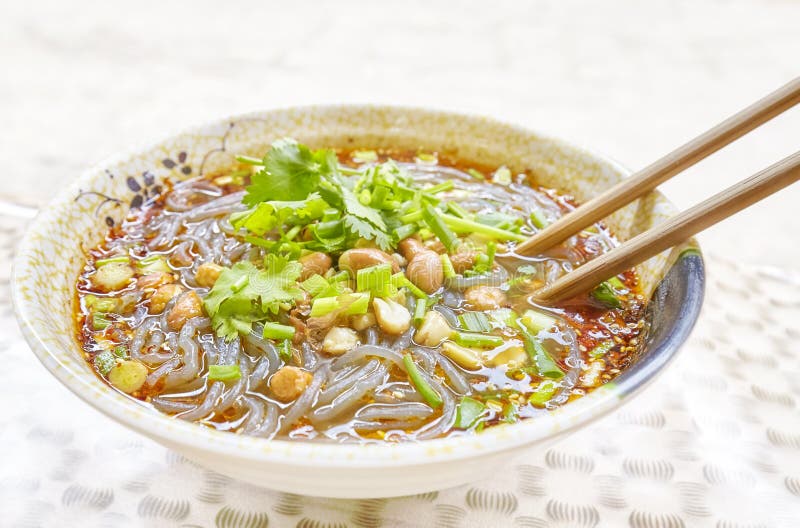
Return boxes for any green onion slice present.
[403,354,443,408]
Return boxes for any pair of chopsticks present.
[522,77,800,304]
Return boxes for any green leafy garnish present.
[204,255,303,340]
[244,138,333,204]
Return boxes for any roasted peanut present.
[149,284,184,314]
[441,341,483,370]
[322,326,360,355]
[424,239,447,254]
[414,310,451,347]
[338,248,399,275]
[373,298,412,335]
[406,250,444,294]
[270,366,313,402]
[350,312,376,331]
[485,345,527,368]
[91,262,134,292]
[166,291,203,330]
[298,252,332,281]
[449,249,477,274]
[108,360,148,394]
[398,237,427,261]
[137,272,174,291]
[464,286,508,311]
[195,262,224,287]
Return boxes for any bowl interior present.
[12,105,703,468]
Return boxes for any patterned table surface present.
[1,213,799,528]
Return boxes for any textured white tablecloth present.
[1,211,799,527]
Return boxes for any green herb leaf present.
[244,138,333,204]
[203,255,304,340]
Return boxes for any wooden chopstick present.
[516,76,800,257]
[533,151,800,304]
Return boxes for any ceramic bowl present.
[12,106,704,498]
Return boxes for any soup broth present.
[76,140,646,442]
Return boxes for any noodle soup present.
[76,139,645,443]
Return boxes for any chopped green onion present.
[112,345,128,358]
[357,263,395,298]
[608,276,626,290]
[458,312,492,333]
[94,350,117,375]
[403,354,443,408]
[502,401,519,423]
[322,208,340,222]
[262,322,296,340]
[440,254,456,279]
[485,241,497,268]
[400,209,423,223]
[521,309,558,334]
[440,213,527,242]
[591,281,622,308]
[455,396,486,429]
[330,270,350,282]
[446,202,471,219]
[451,331,503,348]
[235,155,264,165]
[472,252,490,275]
[278,339,293,361]
[231,275,249,293]
[208,364,242,382]
[493,166,512,185]
[476,212,519,230]
[529,379,559,407]
[393,223,418,242]
[589,340,615,358]
[488,308,520,330]
[95,255,129,267]
[391,272,427,299]
[89,297,119,313]
[530,209,549,229]
[426,180,455,194]
[422,204,459,252]
[416,152,438,164]
[352,149,378,163]
[413,299,428,326]
[466,168,485,180]
[314,220,344,239]
[369,185,390,208]
[519,325,565,380]
[300,274,330,297]
[136,255,170,273]
[92,313,111,331]
[309,296,340,317]
[341,292,370,315]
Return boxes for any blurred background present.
[1,0,798,266]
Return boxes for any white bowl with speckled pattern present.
[12,106,704,498]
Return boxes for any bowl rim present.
[12,104,705,468]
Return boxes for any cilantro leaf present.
[203,256,304,340]
[341,187,386,230]
[243,139,332,204]
[231,193,329,235]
